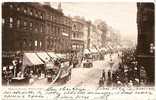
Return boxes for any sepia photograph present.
[1,2,155,89]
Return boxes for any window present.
[40,26,43,32]
[2,18,5,25]
[30,10,32,15]
[73,24,76,30]
[52,26,55,32]
[35,40,37,47]
[17,20,20,28]
[9,17,13,28]
[23,21,27,27]
[29,41,32,48]
[29,22,33,30]
[23,40,26,46]
[9,4,13,8]
[35,11,38,17]
[35,28,38,32]
[51,16,53,21]
[40,15,43,19]
[73,33,76,38]
[17,7,20,11]
[24,9,27,13]
[10,17,13,23]
[40,41,42,47]
[30,22,33,27]
[150,43,154,53]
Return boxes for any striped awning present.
[22,53,44,66]
[36,52,51,63]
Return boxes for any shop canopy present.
[46,62,54,69]
[22,53,44,66]
[36,52,51,63]
[55,53,66,59]
[84,49,90,54]
[90,48,98,53]
[47,52,59,59]
[100,47,107,52]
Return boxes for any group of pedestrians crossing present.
[99,69,112,87]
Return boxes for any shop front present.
[22,53,44,81]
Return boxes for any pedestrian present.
[99,77,104,87]
[108,70,111,80]
[102,70,105,81]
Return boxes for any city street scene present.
[2,2,155,88]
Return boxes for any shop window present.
[35,40,37,47]
[40,41,42,47]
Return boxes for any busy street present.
[32,53,119,87]
[2,2,154,87]
[30,50,147,88]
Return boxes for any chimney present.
[58,2,62,12]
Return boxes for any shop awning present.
[36,52,51,63]
[46,62,54,69]
[84,49,90,54]
[55,53,66,59]
[22,53,44,66]
[100,47,107,52]
[90,48,98,53]
[47,52,59,59]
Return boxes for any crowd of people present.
[99,49,147,87]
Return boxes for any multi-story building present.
[43,3,72,53]
[2,3,47,66]
[71,16,84,54]
[71,17,103,52]
[2,3,46,52]
[2,2,72,66]
[136,3,155,85]
[90,24,102,49]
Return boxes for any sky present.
[51,2,138,43]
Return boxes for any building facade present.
[2,2,72,65]
[43,3,72,53]
[136,3,155,85]
[71,17,84,53]
[90,24,102,49]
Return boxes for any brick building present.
[71,17,84,53]
[2,2,72,65]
